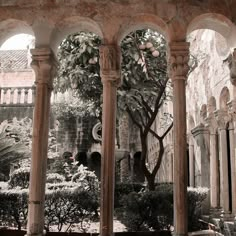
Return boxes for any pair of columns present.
[200,107,236,216]
[26,41,190,236]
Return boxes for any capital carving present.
[214,109,231,130]
[228,49,236,86]
[227,99,236,121]
[205,113,218,135]
[99,45,121,86]
[168,42,190,81]
[191,123,209,148]
[30,48,57,89]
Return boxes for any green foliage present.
[0,189,28,230]
[52,92,100,120]
[114,182,144,208]
[55,32,102,116]
[8,167,30,189]
[116,184,208,232]
[0,179,100,232]
[187,187,209,231]
[0,118,31,179]
[55,30,172,190]
[44,187,99,232]
[71,165,100,193]
[46,173,65,184]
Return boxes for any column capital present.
[30,47,57,89]
[99,45,121,86]
[205,114,218,134]
[214,109,231,130]
[227,99,236,121]
[191,123,209,138]
[168,41,190,81]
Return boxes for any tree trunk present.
[146,174,156,191]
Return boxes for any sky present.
[0,34,35,50]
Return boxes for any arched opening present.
[207,96,217,114]
[186,13,234,216]
[117,24,170,191]
[133,152,145,183]
[90,152,101,180]
[0,27,35,181]
[75,151,88,166]
[219,87,230,110]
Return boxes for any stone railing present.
[0,86,36,106]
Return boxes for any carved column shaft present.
[26,48,55,236]
[169,41,189,236]
[99,45,121,236]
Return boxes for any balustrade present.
[0,86,36,105]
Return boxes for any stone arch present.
[219,86,230,110]
[50,16,104,53]
[188,115,195,134]
[0,19,34,47]
[187,13,234,39]
[207,96,217,114]
[116,14,169,45]
[200,104,207,122]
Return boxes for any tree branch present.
[161,122,173,139]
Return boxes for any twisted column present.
[99,45,121,236]
[26,48,56,236]
[169,41,189,236]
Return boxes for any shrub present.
[71,165,100,193]
[0,189,28,230]
[116,190,173,231]
[188,187,209,231]
[116,184,208,232]
[114,182,144,208]
[0,184,99,232]
[46,173,65,184]
[44,186,99,232]
[8,167,30,189]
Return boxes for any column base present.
[210,207,222,217]
[25,233,45,236]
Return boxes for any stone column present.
[99,45,121,236]
[26,48,55,236]
[229,122,236,213]
[228,100,236,214]
[215,109,231,214]
[189,138,195,187]
[192,124,210,213]
[169,41,189,236]
[205,115,220,210]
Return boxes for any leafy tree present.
[55,29,172,190]
[0,118,31,179]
